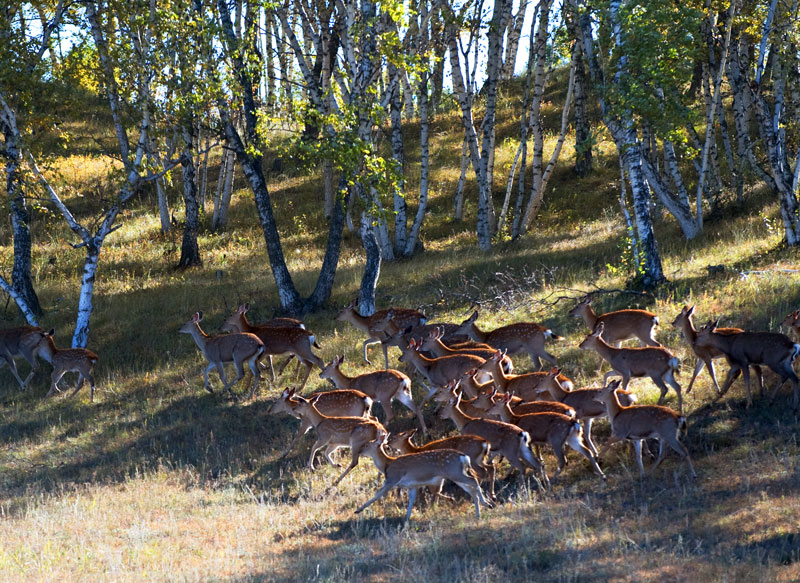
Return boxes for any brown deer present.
[179,312,264,399]
[387,428,496,499]
[536,379,637,457]
[455,310,560,370]
[398,338,487,391]
[34,330,99,401]
[319,355,427,434]
[438,391,549,487]
[334,300,426,368]
[579,322,683,413]
[781,310,800,341]
[355,431,493,521]
[419,327,513,373]
[0,325,45,389]
[569,297,660,347]
[485,395,605,480]
[291,395,386,486]
[476,351,573,401]
[696,320,800,409]
[593,380,696,478]
[268,387,374,457]
[220,304,322,391]
[671,305,762,394]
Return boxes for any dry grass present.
[1,80,800,582]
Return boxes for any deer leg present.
[704,358,723,394]
[296,362,313,392]
[549,438,567,480]
[666,435,696,478]
[664,370,683,414]
[529,353,543,371]
[280,419,312,458]
[403,488,420,523]
[740,366,753,408]
[649,438,667,473]
[47,370,67,397]
[355,480,397,514]
[582,418,599,457]
[276,354,295,377]
[567,430,605,479]
[717,363,741,397]
[69,373,86,397]
[362,338,380,365]
[307,439,329,470]
[322,443,343,467]
[202,363,217,394]
[454,480,490,519]
[2,355,27,389]
[246,356,261,399]
[686,359,705,394]
[331,444,365,486]
[394,389,428,436]
[632,439,646,477]
[381,343,390,370]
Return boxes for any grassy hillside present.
[0,79,799,582]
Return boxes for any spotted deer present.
[34,330,99,401]
[569,297,660,347]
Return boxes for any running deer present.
[485,394,605,480]
[671,305,761,394]
[593,380,696,478]
[0,325,45,389]
[221,304,323,391]
[696,320,800,409]
[179,312,265,400]
[398,338,487,390]
[319,355,427,434]
[781,310,800,341]
[476,350,573,402]
[387,428,497,499]
[291,395,386,486]
[268,387,374,457]
[455,310,560,370]
[374,319,474,354]
[419,327,513,373]
[535,379,637,457]
[355,431,493,521]
[34,330,99,401]
[438,391,549,487]
[335,300,426,368]
[579,322,683,413]
[569,297,661,347]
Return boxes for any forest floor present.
[1,83,799,582]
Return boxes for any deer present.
[485,394,605,480]
[781,310,800,341]
[0,325,45,389]
[696,320,800,410]
[438,391,549,488]
[579,322,683,413]
[179,312,265,400]
[319,355,427,434]
[268,387,374,457]
[569,297,661,347]
[476,350,573,402]
[671,305,762,395]
[334,299,426,368]
[355,431,493,522]
[455,310,560,370]
[419,327,514,374]
[291,395,386,486]
[220,304,323,392]
[387,428,496,499]
[398,338,487,391]
[534,379,637,457]
[593,380,696,478]
[34,329,99,401]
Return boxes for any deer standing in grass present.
[671,305,762,395]
[319,355,427,434]
[268,387,374,457]
[781,310,800,341]
[455,310,560,370]
[398,338,487,391]
[579,322,684,413]
[291,395,386,486]
[569,297,660,347]
[335,300,426,368]
[34,330,99,401]
[355,431,493,521]
[179,312,265,400]
[0,325,45,389]
[419,327,514,373]
[593,380,696,478]
[696,320,800,409]
[485,394,605,480]
[387,428,497,499]
[535,379,636,457]
[221,304,322,391]
[476,350,573,401]
[438,391,549,487]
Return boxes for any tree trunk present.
[212,146,235,232]
[178,123,202,268]
[564,0,592,177]
[453,136,469,221]
[358,214,381,316]
[388,63,407,254]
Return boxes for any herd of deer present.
[2,299,799,522]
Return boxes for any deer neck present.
[488,359,511,389]
[297,401,327,427]
[37,336,57,364]
[443,403,470,430]
[587,336,617,362]
[465,323,487,343]
[677,316,697,345]
[368,445,393,474]
[430,338,454,356]
[325,365,354,389]
[546,379,568,400]
[343,309,371,333]
[600,389,624,423]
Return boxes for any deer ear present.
[687,305,695,316]
[549,367,560,375]
[194,312,203,322]
[47,328,55,336]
